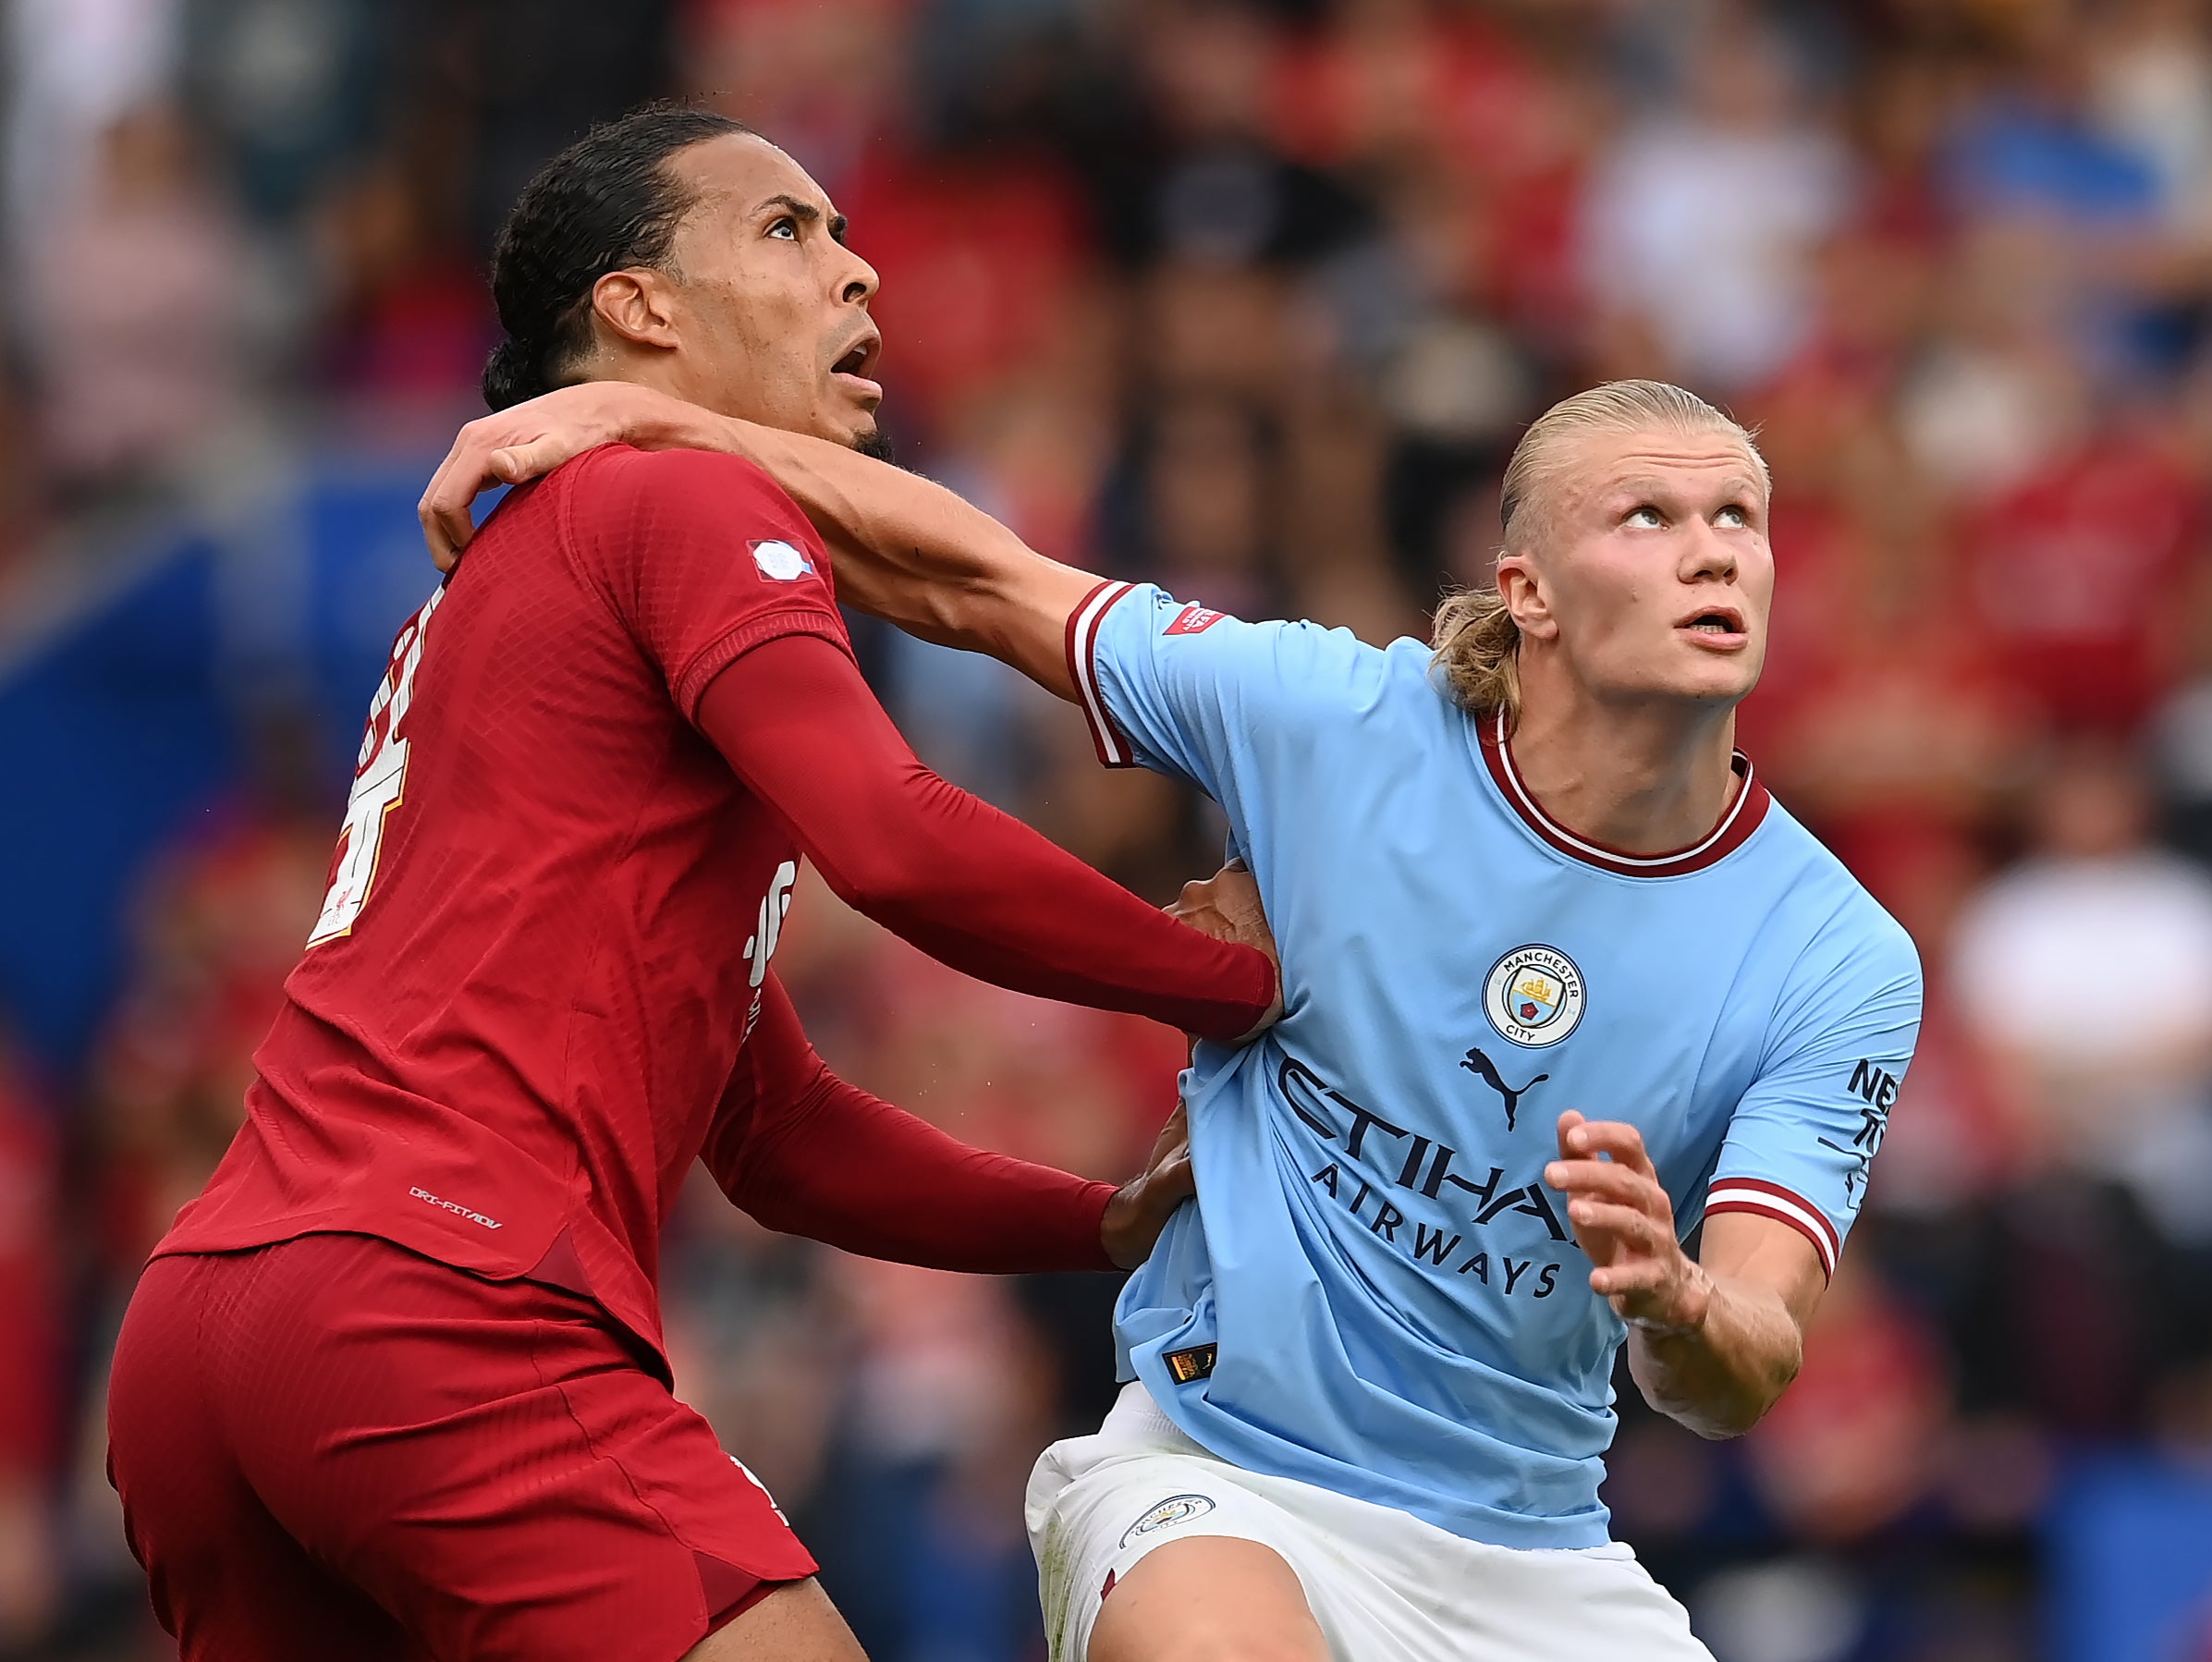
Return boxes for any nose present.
[837,246,879,308]
[1681,518,1738,585]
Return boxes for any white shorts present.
[1026,1383,1713,1662]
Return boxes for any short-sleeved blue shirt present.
[1067,582,1923,1550]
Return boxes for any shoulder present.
[557,444,808,534]
[1817,885,1921,992]
[1101,584,1406,700]
[1746,801,1921,996]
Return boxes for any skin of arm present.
[420,381,1096,699]
[1543,1111,1827,1439]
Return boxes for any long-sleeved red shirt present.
[157,446,1241,1361]
[708,973,1114,1272]
[696,631,1273,1035]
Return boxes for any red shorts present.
[106,1233,816,1662]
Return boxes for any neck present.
[583,348,746,423]
[1504,663,1742,856]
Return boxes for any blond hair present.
[1431,380,1767,716]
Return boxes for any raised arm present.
[421,381,1096,698]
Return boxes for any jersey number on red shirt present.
[309,585,447,947]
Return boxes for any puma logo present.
[1459,1046,1549,1132]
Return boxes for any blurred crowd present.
[7,0,2212,1657]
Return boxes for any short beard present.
[852,426,896,464]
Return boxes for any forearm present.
[1626,1268,1803,1438]
[699,639,1276,1041]
[421,384,1094,690]
[697,418,1092,694]
[735,1074,1117,1274]
[823,767,1273,1039]
[1549,1122,1822,1440]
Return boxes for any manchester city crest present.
[1120,1494,1216,1547]
[1483,946,1586,1047]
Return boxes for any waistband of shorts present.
[1100,1378,1632,1561]
[1104,1378,1196,1449]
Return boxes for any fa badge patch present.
[1120,1494,1216,1548]
[750,539,814,581]
[1484,945,1585,1047]
[1164,602,1227,635]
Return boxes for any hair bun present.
[482,336,546,411]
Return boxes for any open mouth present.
[1678,605,1747,643]
[831,332,881,386]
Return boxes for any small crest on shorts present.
[1120,1494,1216,1547]
[750,539,814,581]
[1482,945,1585,1048]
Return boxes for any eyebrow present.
[1608,474,1765,502]
[759,193,849,244]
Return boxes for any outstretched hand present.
[1545,1111,1712,1333]
[418,382,724,570]
[1165,862,1283,1037]
[1100,1103,1196,1269]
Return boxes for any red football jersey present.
[159,445,852,1354]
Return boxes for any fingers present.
[1167,870,1278,985]
[1147,1102,1191,1165]
[1557,1117,1656,1178]
[1166,900,1234,943]
[1151,1149,1196,1208]
[419,445,469,571]
[419,429,498,571]
[429,495,479,571]
[1590,1257,1674,1299]
[418,415,579,571]
[1544,1159,1662,1210]
[418,436,551,571]
[1211,867,1270,942]
[1161,1101,1190,1147]
[1207,862,1259,898]
[493,437,570,483]
[1554,1110,1586,1161]
[419,382,700,568]
[1564,1197,1666,1250]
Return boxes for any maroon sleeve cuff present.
[1703,1179,1839,1279]
[1066,580,1139,768]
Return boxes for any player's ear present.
[1497,551,1558,642]
[588,268,683,355]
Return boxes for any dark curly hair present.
[483,105,754,410]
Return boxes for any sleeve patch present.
[750,540,816,581]
[1704,1178,1839,1278]
[1067,580,1139,768]
[1165,603,1229,636]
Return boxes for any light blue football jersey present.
[1067,582,1923,1550]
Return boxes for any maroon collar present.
[1475,709,1770,878]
